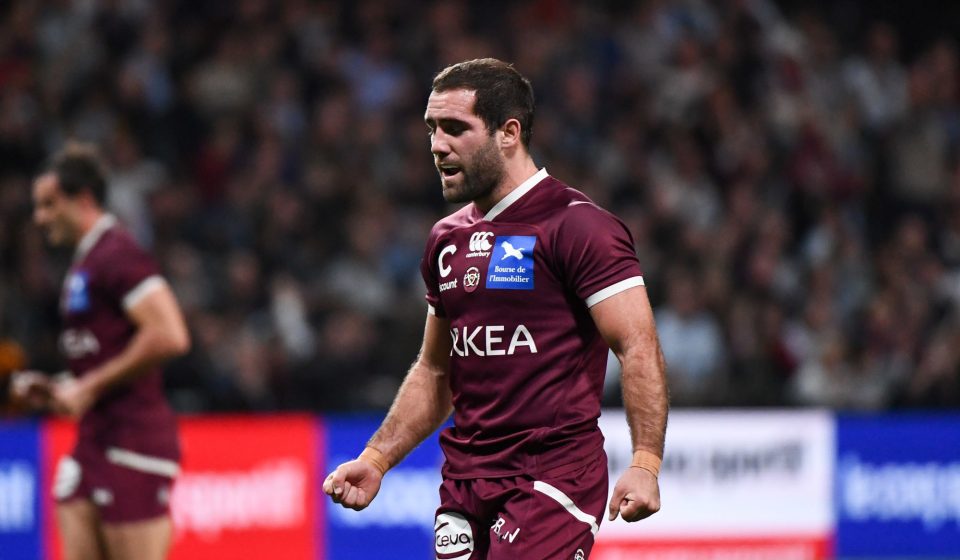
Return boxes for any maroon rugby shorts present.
[52,446,178,523]
[435,453,608,560]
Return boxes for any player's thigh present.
[54,454,106,560]
[76,446,176,558]
[488,458,608,560]
[56,499,106,560]
[101,516,173,560]
[435,477,489,560]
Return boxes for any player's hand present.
[608,467,661,522]
[322,459,383,511]
[9,371,52,410]
[49,375,97,418]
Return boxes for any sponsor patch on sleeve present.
[486,236,536,290]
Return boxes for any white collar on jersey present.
[482,167,549,222]
[74,213,117,263]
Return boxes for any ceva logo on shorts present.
[435,512,474,560]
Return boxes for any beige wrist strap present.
[630,449,662,477]
[358,447,389,475]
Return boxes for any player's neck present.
[73,208,107,247]
[474,157,540,214]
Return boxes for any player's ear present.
[499,119,522,149]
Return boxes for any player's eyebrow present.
[424,117,469,129]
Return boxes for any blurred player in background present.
[8,144,190,560]
[325,58,669,559]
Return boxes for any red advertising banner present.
[592,536,833,560]
[42,416,321,560]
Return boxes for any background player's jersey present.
[60,214,179,460]
[421,169,644,479]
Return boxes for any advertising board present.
[835,413,960,558]
[323,415,444,560]
[0,420,43,560]
[43,416,320,560]
[594,410,835,560]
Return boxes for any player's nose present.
[430,130,451,157]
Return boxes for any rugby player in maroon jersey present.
[324,59,668,559]
[10,144,189,560]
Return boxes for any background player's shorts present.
[435,453,608,560]
[52,446,178,523]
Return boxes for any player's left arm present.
[50,281,190,417]
[589,285,668,522]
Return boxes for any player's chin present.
[441,181,470,203]
[47,223,71,243]
[41,229,62,246]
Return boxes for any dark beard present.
[442,136,505,203]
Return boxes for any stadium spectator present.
[655,267,727,405]
[0,0,959,412]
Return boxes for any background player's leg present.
[57,499,106,560]
[101,516,173,560]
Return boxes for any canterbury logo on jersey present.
[470,232,493,251]
[450,324,538,357]
[466,231,494,258]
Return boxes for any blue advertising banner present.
[323,415,445,560]
[836,414,960,558]
[0,420,43,560]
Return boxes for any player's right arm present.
[323,310,453,511]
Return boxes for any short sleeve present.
[419,228,447,318]
[101,235,163,311]
[554,203,644,307]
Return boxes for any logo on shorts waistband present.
[435,511,474,560]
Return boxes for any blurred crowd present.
[1,0,959,412]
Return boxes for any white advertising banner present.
[595,409,835,559]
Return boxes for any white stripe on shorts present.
[106,447,180,478]
[533,480,600,536]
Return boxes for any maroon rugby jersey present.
[60,215,179,461]
[421,169,644,479]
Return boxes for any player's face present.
[32,174,80,247]
[425,88,506,203]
